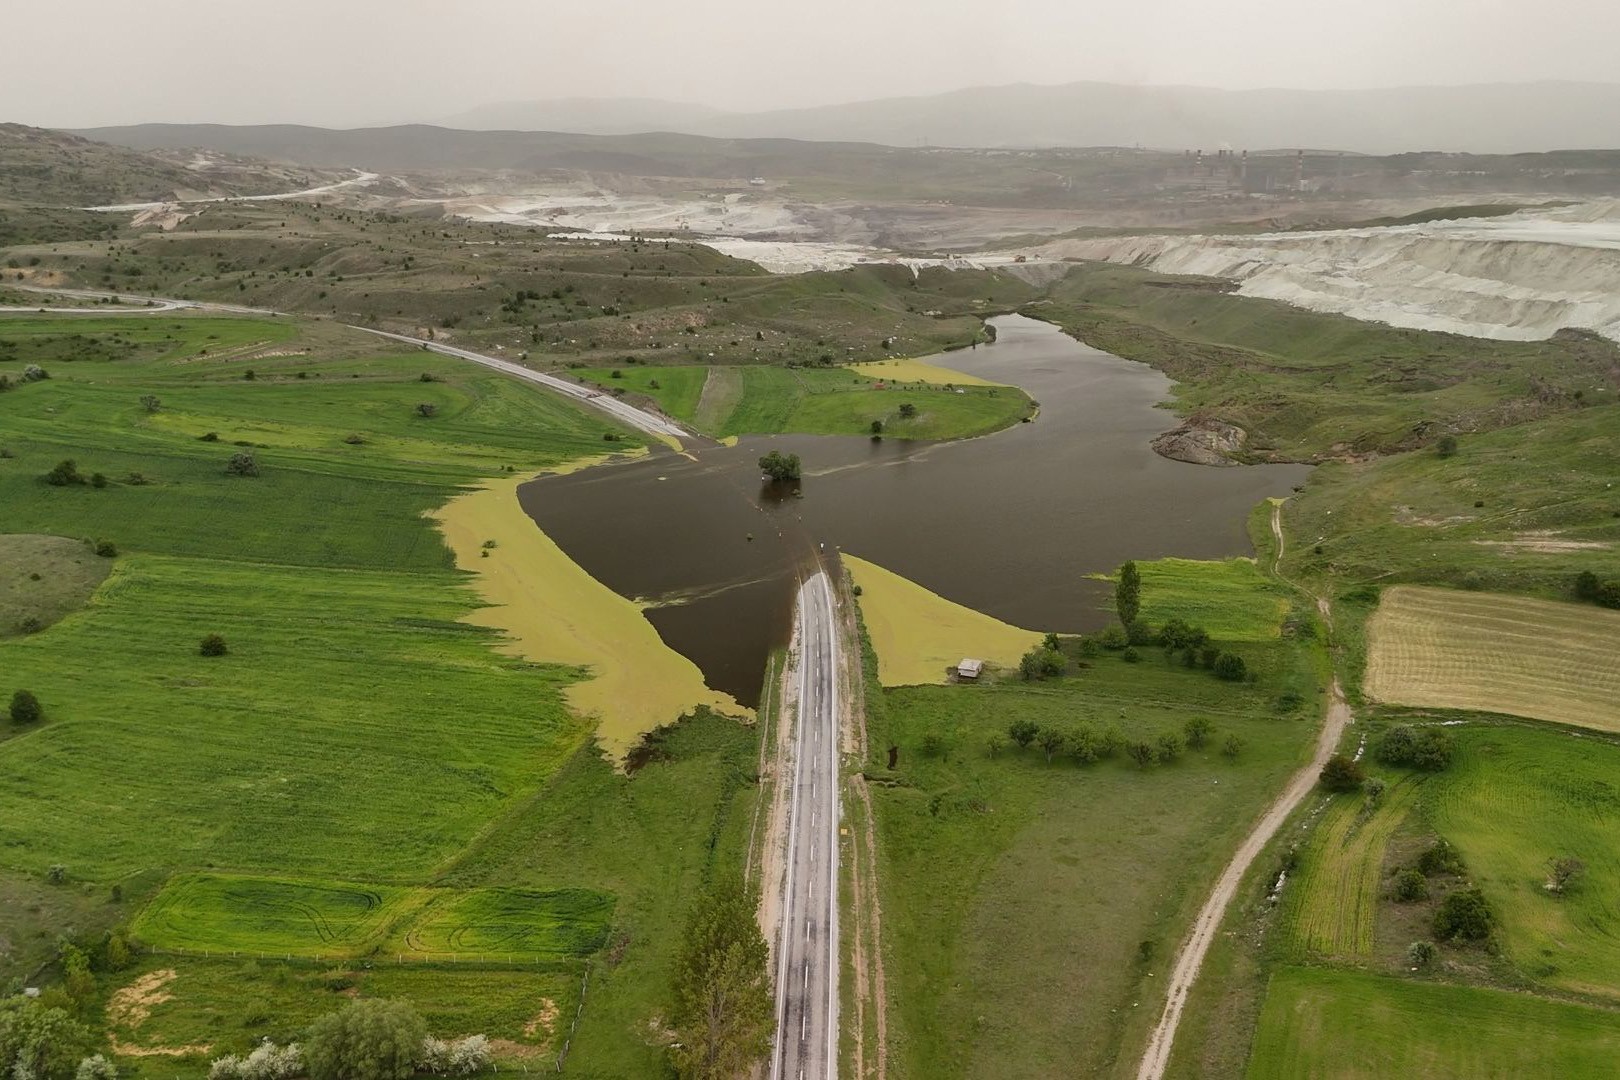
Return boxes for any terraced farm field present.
[1427,726,1620,999]
[398,887,615,960]
[1249,966,1620,1079]
[131,875,414,956]
[1365,586,1620,731]
[1284,778,1421,958]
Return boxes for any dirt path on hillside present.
[1136,501,1350,1080]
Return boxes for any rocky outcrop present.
[1152,418,1247,466]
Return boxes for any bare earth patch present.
[106,969,213,1057]
[1473,531,1611,554]
[522,998,559,1040]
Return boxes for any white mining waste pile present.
[1044,200,1620,343]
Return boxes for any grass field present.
[1425,725,1620,999]
[578,361,1033,439]
[1283,779,1421,958]
[1365,586,1620,732]
[1248,966,1620,1079]
[1125,557,1293,642]
[862,567,1326,1079]
[1279,405,1620,597]
[397,888,614,960]
[131,875,415,955]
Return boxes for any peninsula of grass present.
[578,360,1033,440]
[857,559,1327,1079]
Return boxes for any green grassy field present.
[1283,779,1421,958]
[1425,726,1620,1000]
[0,313,760,1074]
[1114,557,1293,641]
[1248,966,1620,1079]
[860,561,1327,1079]
[579,361,1033,439]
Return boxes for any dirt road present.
[770,570,842,1080]
[1135,502,1349,1080]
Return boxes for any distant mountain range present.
[428,80,1620,154]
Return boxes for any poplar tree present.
[670,875,771,1080]
[1115,560,1142,628]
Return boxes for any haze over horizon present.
[6,0,1620,129]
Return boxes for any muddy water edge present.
[518,315,1311,707]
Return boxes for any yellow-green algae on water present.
[430,455,748,760]
[847,357,1005,388]
[845,554,1041,687]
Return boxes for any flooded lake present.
[520,315,1311,706]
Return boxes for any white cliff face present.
[1046,202,1620,343]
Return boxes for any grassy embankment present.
[853,553,1327,1078]
[0,314,759,1075]
[578,356,1033,440]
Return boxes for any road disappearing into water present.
[772,569,842,1080]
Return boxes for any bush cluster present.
[1375,726,1455,771]
[1005,715,1235,767]
[1574,570,1620,609]
[208,1042,303,1080]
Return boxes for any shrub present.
[1018,646,1066,680]
[1574,570,1602,602]
[1319,754,1365,792]
[757,450,801,483]
[94,539,117,558]
[1008,719,1038,750]
[1392,868,1429,902]
[210,1042,304,1080]
[1213,652,1248,681]
[1121,646,1141,663]
[1188,720,1223,753]
[199,634,229,657]
[226,452,260,477]
[919,731,947,758]
[199,431,221,442]
[415,403,438,418]
[1126,741,1155,768]
[47,864,67,884]
[1418,839,1464,877]
[1407,940,1438,967]
[139,395,161,413]
[1546,855,1587,896]
[1435,434,1458,457]
[23,364,49,381]
[1096,624,1128,650]
[1376,725,1454,771]
[1221,733,1245,759]
[90,473,109,489]
[11,689,44,723]
[44,459,86,486]
[305,1000,426,1080]
[1154,731,1184,763]
[1432,886,1493,941]
[76,1055,118,1080]
[418,1035,489,1077]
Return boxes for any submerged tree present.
[757,450,801,483]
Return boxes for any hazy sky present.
[6,0,1618,127]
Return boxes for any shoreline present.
[429,453,750,762]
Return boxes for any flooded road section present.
[519,315,1311,706]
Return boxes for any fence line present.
[554,963,591,1073]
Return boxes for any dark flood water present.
[519,315,1311,706]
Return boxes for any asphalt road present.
[772,569,842,1080]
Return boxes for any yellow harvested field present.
[847,357,1004,388]
[1365,586,1620,732]
[845,554,1042,687]
[430,458,747,760]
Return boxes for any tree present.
[226,452,260,477]
[1432,887,1493,941]
[0,998,96,1080]
[76,1054,118,1080]
[669,876,771,1080]
[757,450,801,483]
[44,459,85,486]
[1126,741,1155,769]
[304,1000,426,1080]
[1213,652,1248,681]
[1115,560,1141,627]
[897,402,917,419]
[1574,570,1602,602]
[1184,717,1214,749]
[1435,434,1459,458]
[1019,646,1065,681]
[869,419,883,435]
[1374,725,1416,765]
[1392,868,1429,902]
[1319,754,1365,792]
[10,689,43,724]
[199,634,229,657]
[1546,856,1587,895]
[1037,728,1067,763]
[1377,725,1454,771]
[1008,719,1038,750]
[1221,733,1245,760]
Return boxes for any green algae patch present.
[845,553,1041,686]
[430,462,749,761]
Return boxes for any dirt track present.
[1135,503,1350,1080]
